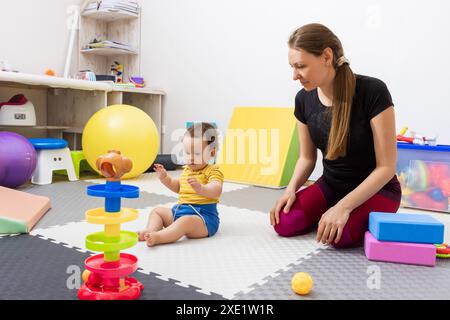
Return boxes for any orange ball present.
[45,69,56,76]
[291,272,313,295]
[82,270,91,283]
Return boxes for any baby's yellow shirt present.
[178,164,224,204]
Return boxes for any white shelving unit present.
[0,2,166,153]
[78,2,141,82]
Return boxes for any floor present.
[1,170,449,300]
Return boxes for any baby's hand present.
[187,177,203,193]
[153,163,168,180]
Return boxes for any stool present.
[29,138,77,185]
[55,150,96,179]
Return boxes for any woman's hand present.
[270,190,297,226]
[316,204,351,245]
[153,163,168,180]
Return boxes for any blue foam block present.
[369,212,444,244]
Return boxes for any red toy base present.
[78,277,144,300]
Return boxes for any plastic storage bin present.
[396,142,450,213]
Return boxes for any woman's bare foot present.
[145,232,160,247]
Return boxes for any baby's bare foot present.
[137,230,150,241]
[145,232,160,247]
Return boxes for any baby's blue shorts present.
[171,203,220,237]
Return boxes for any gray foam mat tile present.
[220,186,285,213]
[0,234,225,300]
[234,247,450,300]
[19,180,177,229]
[136,270,226,300]
[0,234,87,300]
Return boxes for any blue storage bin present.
[396,142,450,213]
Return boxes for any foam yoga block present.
[369,212,444,244]
[0,187,51,234]
[364,232,437,267]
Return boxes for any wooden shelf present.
[82,9,139,22]
[0,72,165,153]
[0,125,70,130]
[81,48,138,56]
[79,5,141,84]
[0,71,111,91]
[0,72,164,96]
[35,126,71,130]
[63,127,84,134]
[112,86,166,95]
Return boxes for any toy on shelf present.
[0,94,36,126]
[77,70,97,81]
[130,76,145,88]
[44,69,56,76]
[397,126,438,146]
[111,61,123,83]
[78,150,144,300]
[0,60,18,72]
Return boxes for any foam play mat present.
[1,171,449,300]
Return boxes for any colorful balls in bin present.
[82,105,159,179]
[429,188,445,202]
[407,160,428,192]
[427,163,449,187]
[441,179,450,197]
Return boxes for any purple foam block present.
[364,231,437,267]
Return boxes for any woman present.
[270,23,401,248]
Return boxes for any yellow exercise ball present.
[82,105,159,179]
[291,272,313,295]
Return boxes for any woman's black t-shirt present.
[294,74,396,198]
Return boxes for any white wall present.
[0,0,79,76]
[140,0,450,156]
[1,1,449,169]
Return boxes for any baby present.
[138,122,224,247]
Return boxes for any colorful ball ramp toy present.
[78,150,143,300]
[436,243,450,259]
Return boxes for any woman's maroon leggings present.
[274,176,402,248]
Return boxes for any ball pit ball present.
[291,272,313,295]
[82,270,91,283]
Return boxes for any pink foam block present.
[0,186,51,233]
[364,231,437,267]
